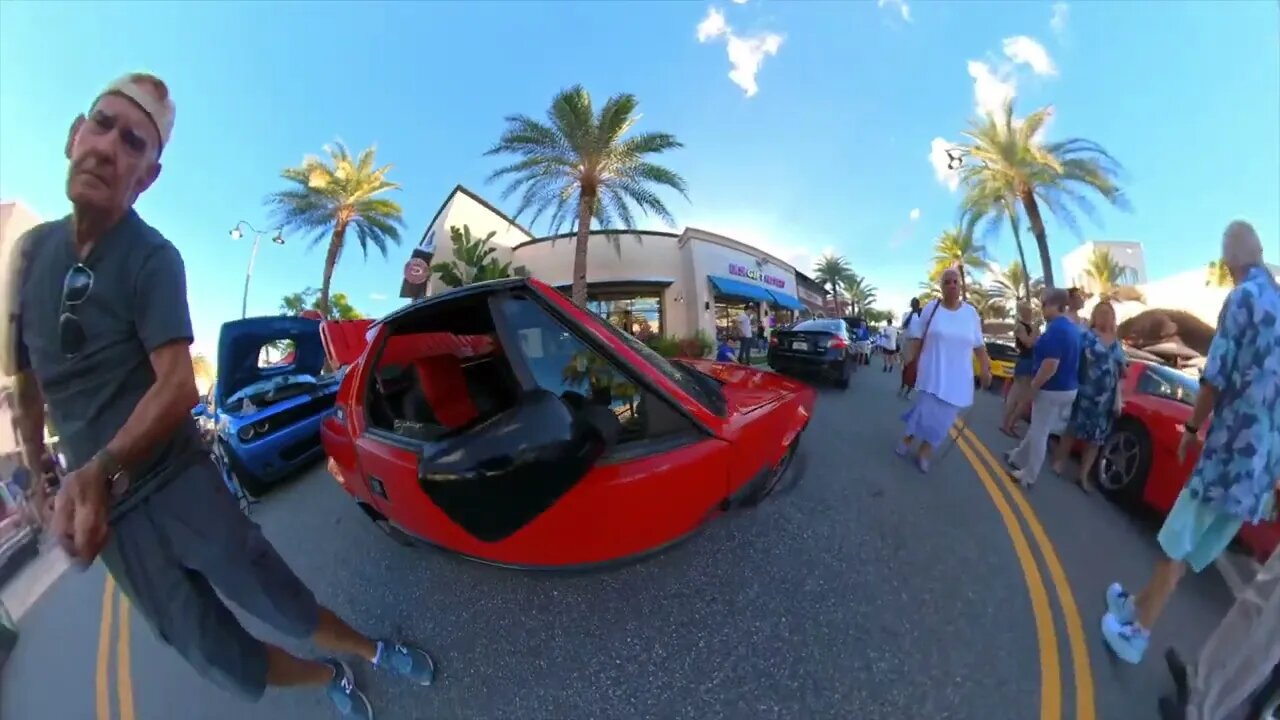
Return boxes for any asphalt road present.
[1,363,1249,720]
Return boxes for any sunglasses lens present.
[60,313,86,357]
[64,265,93,305]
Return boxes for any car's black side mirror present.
[416,388,609,542]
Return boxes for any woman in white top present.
[896,268,993,473]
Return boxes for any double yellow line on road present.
[95,575,135,720]
[952,422,1095,720]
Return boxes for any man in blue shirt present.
[1102,221,1280,706]
[1005,287,1080,489]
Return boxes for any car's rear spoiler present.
[320,319,376,368]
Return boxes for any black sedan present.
[767,319,856,389]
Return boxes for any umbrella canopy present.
[1143,341,1203,360]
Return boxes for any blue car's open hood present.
[216,316,326,404]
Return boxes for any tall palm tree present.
[485,85,688,307]
[988,260,1042,304]
[846,274,878,316]
[1205,260,1233,288]
[960,186,1032,300]
[957,99,1129,289]
[812,253,855,315]
[266,142,405,317]
[932,227,988,297]
[968,285,1009,321]
[1082,246,1136,296]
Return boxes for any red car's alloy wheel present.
[758,439,800,502]
[1096,422,1151,503]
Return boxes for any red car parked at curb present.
[1016,355,1279,563]
[318,278,814,569]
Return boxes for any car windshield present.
[583,312,723,413]
[1141,363,1200,405]
[792,320,845,333]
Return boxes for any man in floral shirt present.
[1100,220,1280,666]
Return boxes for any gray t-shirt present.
[17,210,204,516]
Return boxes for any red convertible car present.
[318,278,814,569]
[1028,356,1279,563]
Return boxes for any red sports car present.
[1026,356,1279,563]
[317,278,815,569]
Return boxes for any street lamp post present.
[229,221,285,319]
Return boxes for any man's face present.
[65,93,162,215]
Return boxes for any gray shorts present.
[100,457,320,700]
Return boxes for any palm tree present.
[968,285,1009,321]
[1082,246,1136,296]
[989,260,1031,303]
[846,274,878,316]
[932,227,988,297]
[812,254,854,315]
[266,142,405,317]
[960,187,1032,300]
[191,352,214,392]
[485,85,688,307]
[431,225,514,288]
[957,99,1128,288]
[1205,260,1233,288]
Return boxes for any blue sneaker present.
[1105,582,1137,624]
[325,660,374,719]
[374,640,436,686]
[1101,612,1149,664]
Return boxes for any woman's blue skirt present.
[901,391,962,446]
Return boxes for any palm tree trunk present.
[1019,190,1056,288]
[959,267,968,299]
[1004,198,1033,301]
[571,192,593,307]
[319,223,348,318]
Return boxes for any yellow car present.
[974,340,1020,388]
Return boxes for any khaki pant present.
[1008,389,1077,483]
[1188,545,1280,720]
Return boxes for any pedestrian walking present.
[9,73,433,719]
[736,306,754,364]
[880,323,900,372]
[1067,287,1089,331]
[1050,300,1127,493]
[1004,287,1080,490]
[1158,538,1280,720]
[1099,220,1280,666]
[896,268,992,474]
[898,298,924,398]
[999,302,1039,437]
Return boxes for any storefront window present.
[715,300,761,341]
[585,295,663,344]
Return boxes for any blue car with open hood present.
[196,315,340,497]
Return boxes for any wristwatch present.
[94,449,130,497]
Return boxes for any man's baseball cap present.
[94,72,175,150]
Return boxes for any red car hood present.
[680,359,810,414]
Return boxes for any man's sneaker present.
[1004,450,1022,471]
[1105,582,1137,624]
[1101,612,1149,664]
[895,442,911,459]
[374,640,436,686]
[325,660,374,719]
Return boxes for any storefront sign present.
[404,257,430,284]
[798,286,823,305]
[728,262,786,288]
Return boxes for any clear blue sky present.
[2,1,1277,359]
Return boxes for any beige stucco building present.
[399,186,828,342]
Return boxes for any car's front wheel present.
[1095,420,1152,505]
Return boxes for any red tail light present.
[829,337,848,349]
[769,335,779,345]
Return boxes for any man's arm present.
[97,244,198,475]
[1030,359,1059,390]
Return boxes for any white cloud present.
[1002,35,1057,76]
[696,8,728,42]
[929,137,961,193]
[968,60,1017,120]
[731,0,749,4]
[908,208,921,221]
[877,0,912,22]
[696,7,784,98]
[1050,2,1069,35]
[369,292,388,301]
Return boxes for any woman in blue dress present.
[1051,300,1127,493]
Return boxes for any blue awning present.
[767,291,805,311]
[707,275,775,303]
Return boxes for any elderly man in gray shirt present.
[11,73,432,719]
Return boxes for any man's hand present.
[980,367,993,389]
[1177,427,1204,465]
[50,462,111,566]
